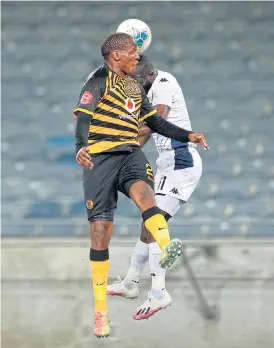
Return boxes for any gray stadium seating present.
[1,2,274,238]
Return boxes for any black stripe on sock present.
[142,206,161,222]
[164,212,172,222]
[90,248,109,261]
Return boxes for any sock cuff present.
[149,242,161,254]
[135,239,149,254]
[142,206,162,222]
[90,248,109,261]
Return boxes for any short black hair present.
[135,54,154,75]
[132,54,155,92]
[101,33,133,59]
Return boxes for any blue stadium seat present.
[246,223,274,238]
[55,153,78,166]
[116,195,140,218]
[69,201,86,217]
[47,135,74,147]
[25,201,63,218]
[1,224,36,237]
[1,1,273,238]
[41,224,77,237]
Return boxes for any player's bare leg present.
[129,181,182,269]
[89,220,112,337]
[108,181,182,303]
[133,217,173,320]
[107,223,151,299]
[107,202,176,320]
[107,222,149,299]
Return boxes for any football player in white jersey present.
[107,55,206,320]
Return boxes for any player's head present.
[101,33,139,75]
[132,54,156,93]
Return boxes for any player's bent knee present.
[91,222,110,238]
[90,248,109,261]
[129,181,156,210]
[90,220,112,249]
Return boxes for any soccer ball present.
[116,19,152,54]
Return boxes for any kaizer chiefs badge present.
[86,200,94,210]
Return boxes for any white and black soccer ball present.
[116,19,152,54]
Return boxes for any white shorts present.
[154,147,202,216]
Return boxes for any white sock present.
[122,239,149,289]
[149,242,166,299]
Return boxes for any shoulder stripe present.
[139,109,157,122]
[73,108,94,117]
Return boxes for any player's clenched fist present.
[76,147,93,168]
[188,133,210,150]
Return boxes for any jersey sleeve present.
[151,81,173,108]
[73,77,105,117]
[139,93,158,123]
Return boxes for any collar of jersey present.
[104,63,127,81]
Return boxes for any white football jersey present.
[147,70,193,152]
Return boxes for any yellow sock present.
[90,260,109,312]
[144,214,170,250]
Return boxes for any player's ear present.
[112,50,120,61]
[148,72,155,83]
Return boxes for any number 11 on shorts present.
[157,176,167,191]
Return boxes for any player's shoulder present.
[82,65,108,89]
[150,70,178,97]
[156,70,178,86]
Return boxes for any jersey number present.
[157,176,167,191]
[146,163,154,182]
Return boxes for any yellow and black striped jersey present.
[73,64,157,154]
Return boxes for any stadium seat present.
[1,1,273,238]
[25,201,63,219]
[116,195,140,218]
[69,201,86,217]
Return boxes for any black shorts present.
[82,147,154,221]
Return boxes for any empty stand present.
[1,2,274,238]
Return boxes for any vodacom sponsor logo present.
[125,97,136,114]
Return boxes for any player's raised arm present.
[138,104,170,146]
[139,94,209,149]
[138,122,151,146]
[135,57,172,146]
[148,71,173,121]
[73,71,105,167]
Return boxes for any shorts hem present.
[88,207,116,222]
[155,191,187,202]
